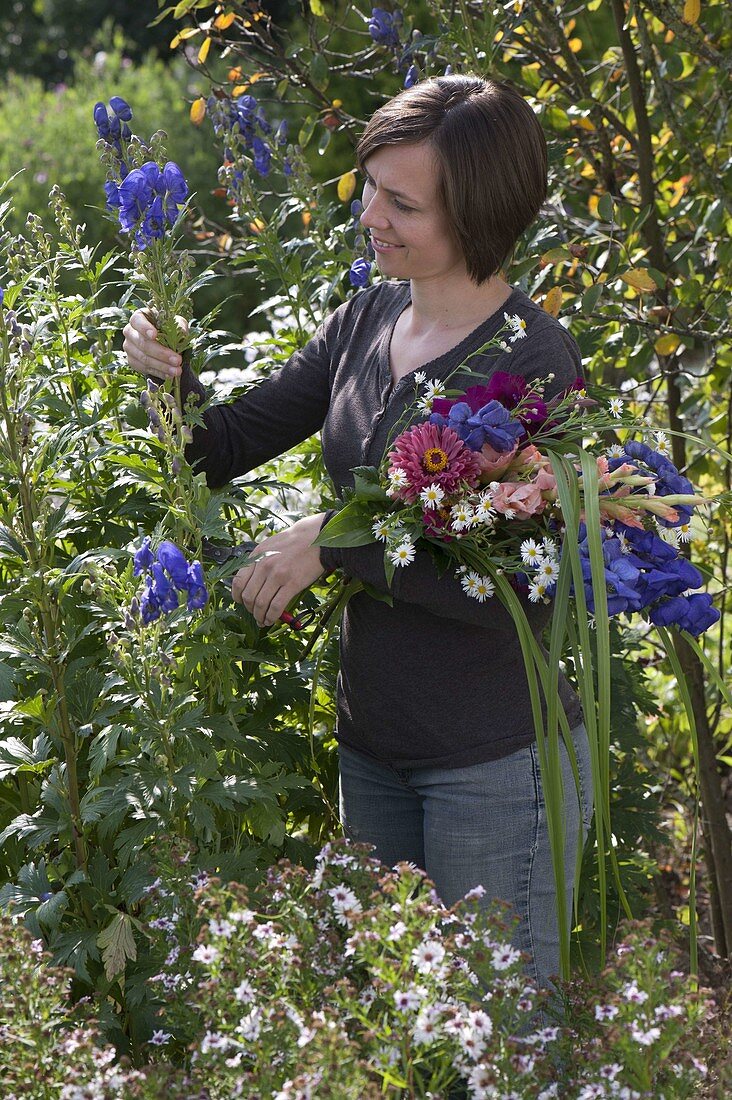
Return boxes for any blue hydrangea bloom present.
[349,258,372,288]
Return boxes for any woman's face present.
[360,142,466,283]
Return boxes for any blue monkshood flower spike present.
[349,258,372,288]
[186,561,209,610]
[369,8,402,49]
[0,287,4,307]
[140,578,162,625]
[157,541,190,589]
[151,562,179,613]
[404,64,419,88]
[109,96,133,121]
[133,536,155,576]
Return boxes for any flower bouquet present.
[315,316,721,971]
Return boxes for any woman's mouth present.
[371,237,403,253]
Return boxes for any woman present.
[124,75,594,994]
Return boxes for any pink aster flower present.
[387,422,481,503]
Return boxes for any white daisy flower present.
[536,558,560,585]
[237,1006,263,1041]
[520,538,542,566]
[630,1023,661,1046]
[387,920,408,942]
[594,1003,619,1021]
[657,523,679,546]
[411,938,446,974]
[466,1009,493,1038]
[450,501,474,531]
[388,467,408,489]
[413,370,426,385]
[528,580,550,603]
[372,517,390,542]
[420,482,445,510]
[608,397,624,418]
[492,944,522,970]
[504,312,528,342]
[606,443,625,459]
[460,571,481,597]
[234,978,256,1004]
[676,522,692,542]
[208,918,234,938]
[618,532,632,554]
[388,540,416,567]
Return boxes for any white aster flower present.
[468,1064,498,1096]
[492,944,521,970]
[594,1003,619,1021]
[676,521,692,542]
[630,1023,661,1046]
[387,467,409,496]
[622,981,648,1004]
[200,1030,230,1053]
[208,918,234,938]
[389,540,416,567]
[541,537,559,560]
[149,1030,172,1045]
[424,378,446,400]
[528,580,550,603]
[237,1007,263,1041]
[411,938,446,974]
[653,430,671,457]
[387,920,408,942]
[450,501,474,531]
[520,538,542,565]
[472,575,495,602]
[420,482,445,510]
[577,1086,606,1100]
[461,571,481,597]
[413,1005,442,1045]
[234,978,256,1004]
[192,944,220,965]
[413,370,426,386]
[536,558,560,586]
[372,517,391,541]
[467,1009,493,1038]
[505,312,528,342]
[608,397,624,418]
[394,987,421,1011]
[473,494,496,524]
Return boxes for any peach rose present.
[490,481,546,519]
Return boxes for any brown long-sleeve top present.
[181,280,583,768]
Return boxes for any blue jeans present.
[338,723,594,993]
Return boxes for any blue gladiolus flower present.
[109,96,133,121]
[133,535,155,576]
[349,258,372,288]
[157,541,190,589]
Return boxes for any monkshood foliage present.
[0,188,340,1052]
[0,844,723,1099]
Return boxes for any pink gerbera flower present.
[387,422,481,503]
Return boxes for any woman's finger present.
[123,311,183,380]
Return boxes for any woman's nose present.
[360,191,389,229]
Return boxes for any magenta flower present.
[432,372,550,427]
[387,422,481,503]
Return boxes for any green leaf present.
[582,283,604,317]
[314,502,376,547]
[97,911,137,982]
[597,193,615,222]
[309,54,329,92]
[298,114,318,149]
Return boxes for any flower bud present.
[156,426,166,443]
[181,426,193,445]
[22,607,34,622]
[82,578,94,595]
[139,389,151,409]
[129,597,140,615]
[171,456,182,476]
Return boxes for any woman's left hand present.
[232,513,327,627]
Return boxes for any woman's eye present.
[393,198,412,212]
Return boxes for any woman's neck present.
[407,273,514,337]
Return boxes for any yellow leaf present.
[170,33,181,49]
[682,0,700,24]
[232,84,250,97]
[588,194,600,217]
[310,0,326,14]
[249,72,266,84]
[655,333,681,356]
[198,37,212,64]
[249,218,266,234]
[331,98,343,108]
[576,116,595,130]
[218,233,233,252]
[621,269,657,293]
[543,287,563,316]
[568,37,582,53]
[228,66,242,81]
[190,97,207,125]
[214,11,237,29]
[302,210,312,227]
[337,171,356,202]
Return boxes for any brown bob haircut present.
[356,75,548,284]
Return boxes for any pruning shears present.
[201,538,318,631]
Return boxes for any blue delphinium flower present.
[349,258,372,288]
[650,592,719,636]
[404,63,419,88]
[368,8,402,49]
[608,441,694,528]
[431,400,526,453]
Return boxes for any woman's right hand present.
[122,309,187,382]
